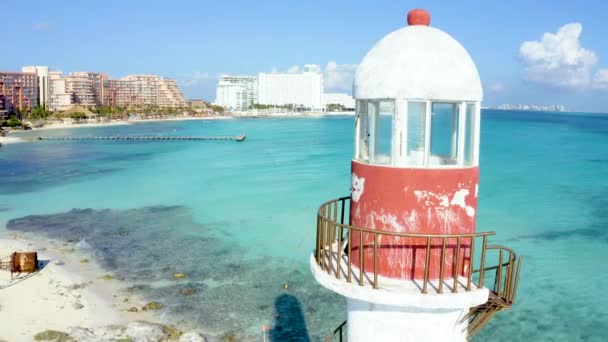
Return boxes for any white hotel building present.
[215,64,324,112]
[257,64,323,110]
[22,66,50,109]
[214,75,257,111]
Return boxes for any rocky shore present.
[31,322,206,342]
[0,236,209,342]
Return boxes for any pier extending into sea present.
[37,134,246,142]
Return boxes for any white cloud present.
[519,23,608,90]
[593,69,608,89]
[489,83,505,93]
[286,65,301,74]
[264,62,359,92]
[266,62,358,92]
[181,71,215,86]
[269,65,302,74]
[32,22,50,31]
[324,61,357,92]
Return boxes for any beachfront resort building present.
[2,66,188,113]
[0,71,39,116]
[257,64,324,110]
[103,75,187,109]
[48,71,108,110]
[49,72,73,111]
[157,78,188,108]
[323,93,355,111]
[22,66,50,109]
[72,72,107,106]
[214,75,257,111]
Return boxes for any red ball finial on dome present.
[407,9,431,26]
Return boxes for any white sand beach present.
[0,136,25,144]
[30,121,133,131]
[20,115,231,132]
[0,235,158,341]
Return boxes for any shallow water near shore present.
[1,112,608,340]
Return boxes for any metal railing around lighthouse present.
[316,196,522,340]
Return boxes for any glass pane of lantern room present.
[372,100,393,165]
[464,102,476,166]
[430,102,458,166]
[357,100,370,162]
[406,102,426,166]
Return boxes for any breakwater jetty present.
[37,134,246,142]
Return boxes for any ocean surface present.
[1,111,607,341]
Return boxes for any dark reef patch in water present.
[509,186,608,244]
[0,141,177,195]
[509,228,599,242]
[587,158,608,164]
[7,206,344,340]
[96,151,158,163]
[473,288,608,341]
[0,166,122,195]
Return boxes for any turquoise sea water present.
[1,111,607,341]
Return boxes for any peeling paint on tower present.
[350,160,479,279]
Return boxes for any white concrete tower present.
[22,66,50,109]
[311,9,522,342]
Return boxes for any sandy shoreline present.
[0,136,24,145]
[31,116,234,132]
[0,113,351,145]
[0,234,158,341]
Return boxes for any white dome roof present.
[353,25,483,101]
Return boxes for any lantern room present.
[348,9,484,280]
[353,13,482,169]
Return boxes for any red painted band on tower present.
[349,161,479,280]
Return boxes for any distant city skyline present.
[4,0,608,112]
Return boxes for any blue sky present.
[4,0,608,112]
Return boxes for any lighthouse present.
[311,9,522,342]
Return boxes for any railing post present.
[328,203,334,275]
[422,237,431,294]
[453,236,461,293]
[359,230,364,286]
[321,205,328,271]
[479,235,487,288]
[467,236,475,291]
[496,250,503,296]
[315,214,321,266]
[504,252,512,301]
[340,198,346,225]
[347,228,352,283]
[439,237,446,294]
[512,256,522,303]
[337,225,344,279]
[373,233,378,289]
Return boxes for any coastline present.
[28,115,232,132]
[0,136,25,144]
[0,233,161,341]
[0,112,352,145]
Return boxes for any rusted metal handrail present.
[315,196,498,294]
[316,197,522,340]
[466,245,522,336]
[325,320,347,342]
